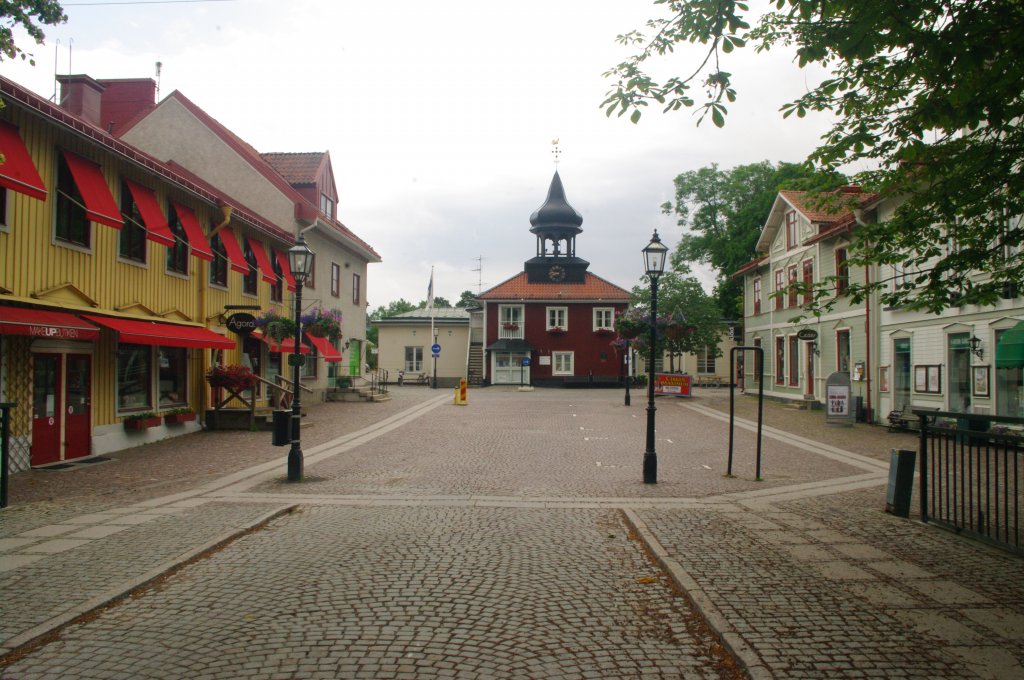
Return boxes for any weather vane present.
[551,138,561,167]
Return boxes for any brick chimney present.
[97,78,157,136]
[56,74,105,128]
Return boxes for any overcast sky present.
[7,0,835,309]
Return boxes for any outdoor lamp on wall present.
[286,233,315,482]
[641,230,668,484]
[969,335,983,360]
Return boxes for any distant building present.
[478,172,630,386]
[374,307,470,388]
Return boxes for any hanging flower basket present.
[301,307,343,342]
[254,310,296,342]
[614,310,647,339]
[206,364,257,392]
[124,413,161,431]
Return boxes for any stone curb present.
[0,504,296,660]
[622,507,772,680]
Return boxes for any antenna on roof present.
[472,255,483,294]
[155,61,163,100]
[551,138,561,168]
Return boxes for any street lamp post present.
[624,347,631,406]
[286,233,315,482]
[433,327,439,389]
[642,230,668,484]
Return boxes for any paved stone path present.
[2,387,1022,678]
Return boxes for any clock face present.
[548,265,566,282]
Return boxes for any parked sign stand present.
[825,372,855,426]
[654,373,691,397]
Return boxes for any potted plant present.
[614,310,647,340]
[254,309,297,342]
[301,307,343,342]
[124,411,161,431]
[163,407,196,425]
[206,364,258,392]
[502,322,519,331]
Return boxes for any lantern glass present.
[642,230,668,276]
[288,234,315,285]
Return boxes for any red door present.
[32,354,62,465]
[805,342,815,397]
[64,354,92,460]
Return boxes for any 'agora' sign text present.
[226,312,257,336]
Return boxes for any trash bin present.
[271,410,291,447]
[885,448,916,517]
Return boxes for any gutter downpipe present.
[853,208,873,424]
[200,204,234,424]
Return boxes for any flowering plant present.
[206,364,257,391]
[301,307,343,342]
[254,309,296,342]
[502,322,519,330]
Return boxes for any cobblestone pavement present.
[1,386,1022,679]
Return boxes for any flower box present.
[164,412,196,425]
[548,327,566,335]
[502,323,520,330]
[594,328,615,335]
[124,415,161,431]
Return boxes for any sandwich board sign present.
[825,371,854,426]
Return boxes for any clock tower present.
[524,171,590,283]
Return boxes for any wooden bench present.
[695,375,725,387]
[397,372,430,386]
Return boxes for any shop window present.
[776,336,785,385]
[158,347,188,407]
[995,329,1023,417]
[117,343,152,412]
[789,335,799,385]
[55,152,90,248]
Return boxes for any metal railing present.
[369,369,388,396]
[917,409,1024,553]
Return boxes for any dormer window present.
[320,193,335,220]
[785,210,798,250]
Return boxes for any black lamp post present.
[432,326,439,389]
[286,233,314,482]
[624,345,631,406]
[642,230,668,484]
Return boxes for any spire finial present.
[551,138,561,167]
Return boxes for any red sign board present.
[654,373,692,397]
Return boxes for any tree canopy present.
[1,1,65,64]
[604,0,1024,313]
[664,161,844,319]
[627,270,723,358]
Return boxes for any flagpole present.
[428,266,436,389]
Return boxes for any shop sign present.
[226,313,258,336]
[654,373,692,397]
[28,325,83,339]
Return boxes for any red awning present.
[306,333,342,362]
[61,150,123,229]
[274,249,297,292]
[0,305,99,340]
[0,121,47,201]
[171,201,213,261]
[84,315,235,349]
[252,330,309,354]
[218,227,250,274]
[124,179,174,247]
[246,237,277,283]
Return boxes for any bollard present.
[885,448,916,517]
[459,378,467,405]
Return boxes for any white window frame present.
[546,306,568,330]
[593,307,614,331]
[404,346,423,372]
[499,304,523,326]
[552,351,574,376]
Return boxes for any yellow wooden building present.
[0,74,311,471]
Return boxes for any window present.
[774,270,784,311]
[499,305,523,336]
[594,307,614,330]
[118,180,147,263]
[753,337,762,382]
[787,265,798,308]
[995,329,1023,417]
[301,345,319,379]
[405,346,423,372]
[117,343,152,412]
[158,347,188,407]
[553,351,574,375]
[547,306,567,330]
[775,336,785,385]
[836,329,851,373]
[352,273,360,305]
[242,239,258,295]
[305,254,316,289]
[697,345,716,374]
[835,248,849,295]
[166,202,188,275]
[320,193,334,219]
[209,233,228,287]
[752,278,762,315]
[785,210,798,250]
[270,250,283,303]
[789,335,799,386]
[55,152,90,248]
[802,260,813,306]
[331,263,341,297]
[0,188,7,231]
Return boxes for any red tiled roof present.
[480,271,631,301]
[731,255,769,279]
[261,152,326,185]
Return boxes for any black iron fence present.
[370,369,388,396]
[916,409,1024,553]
